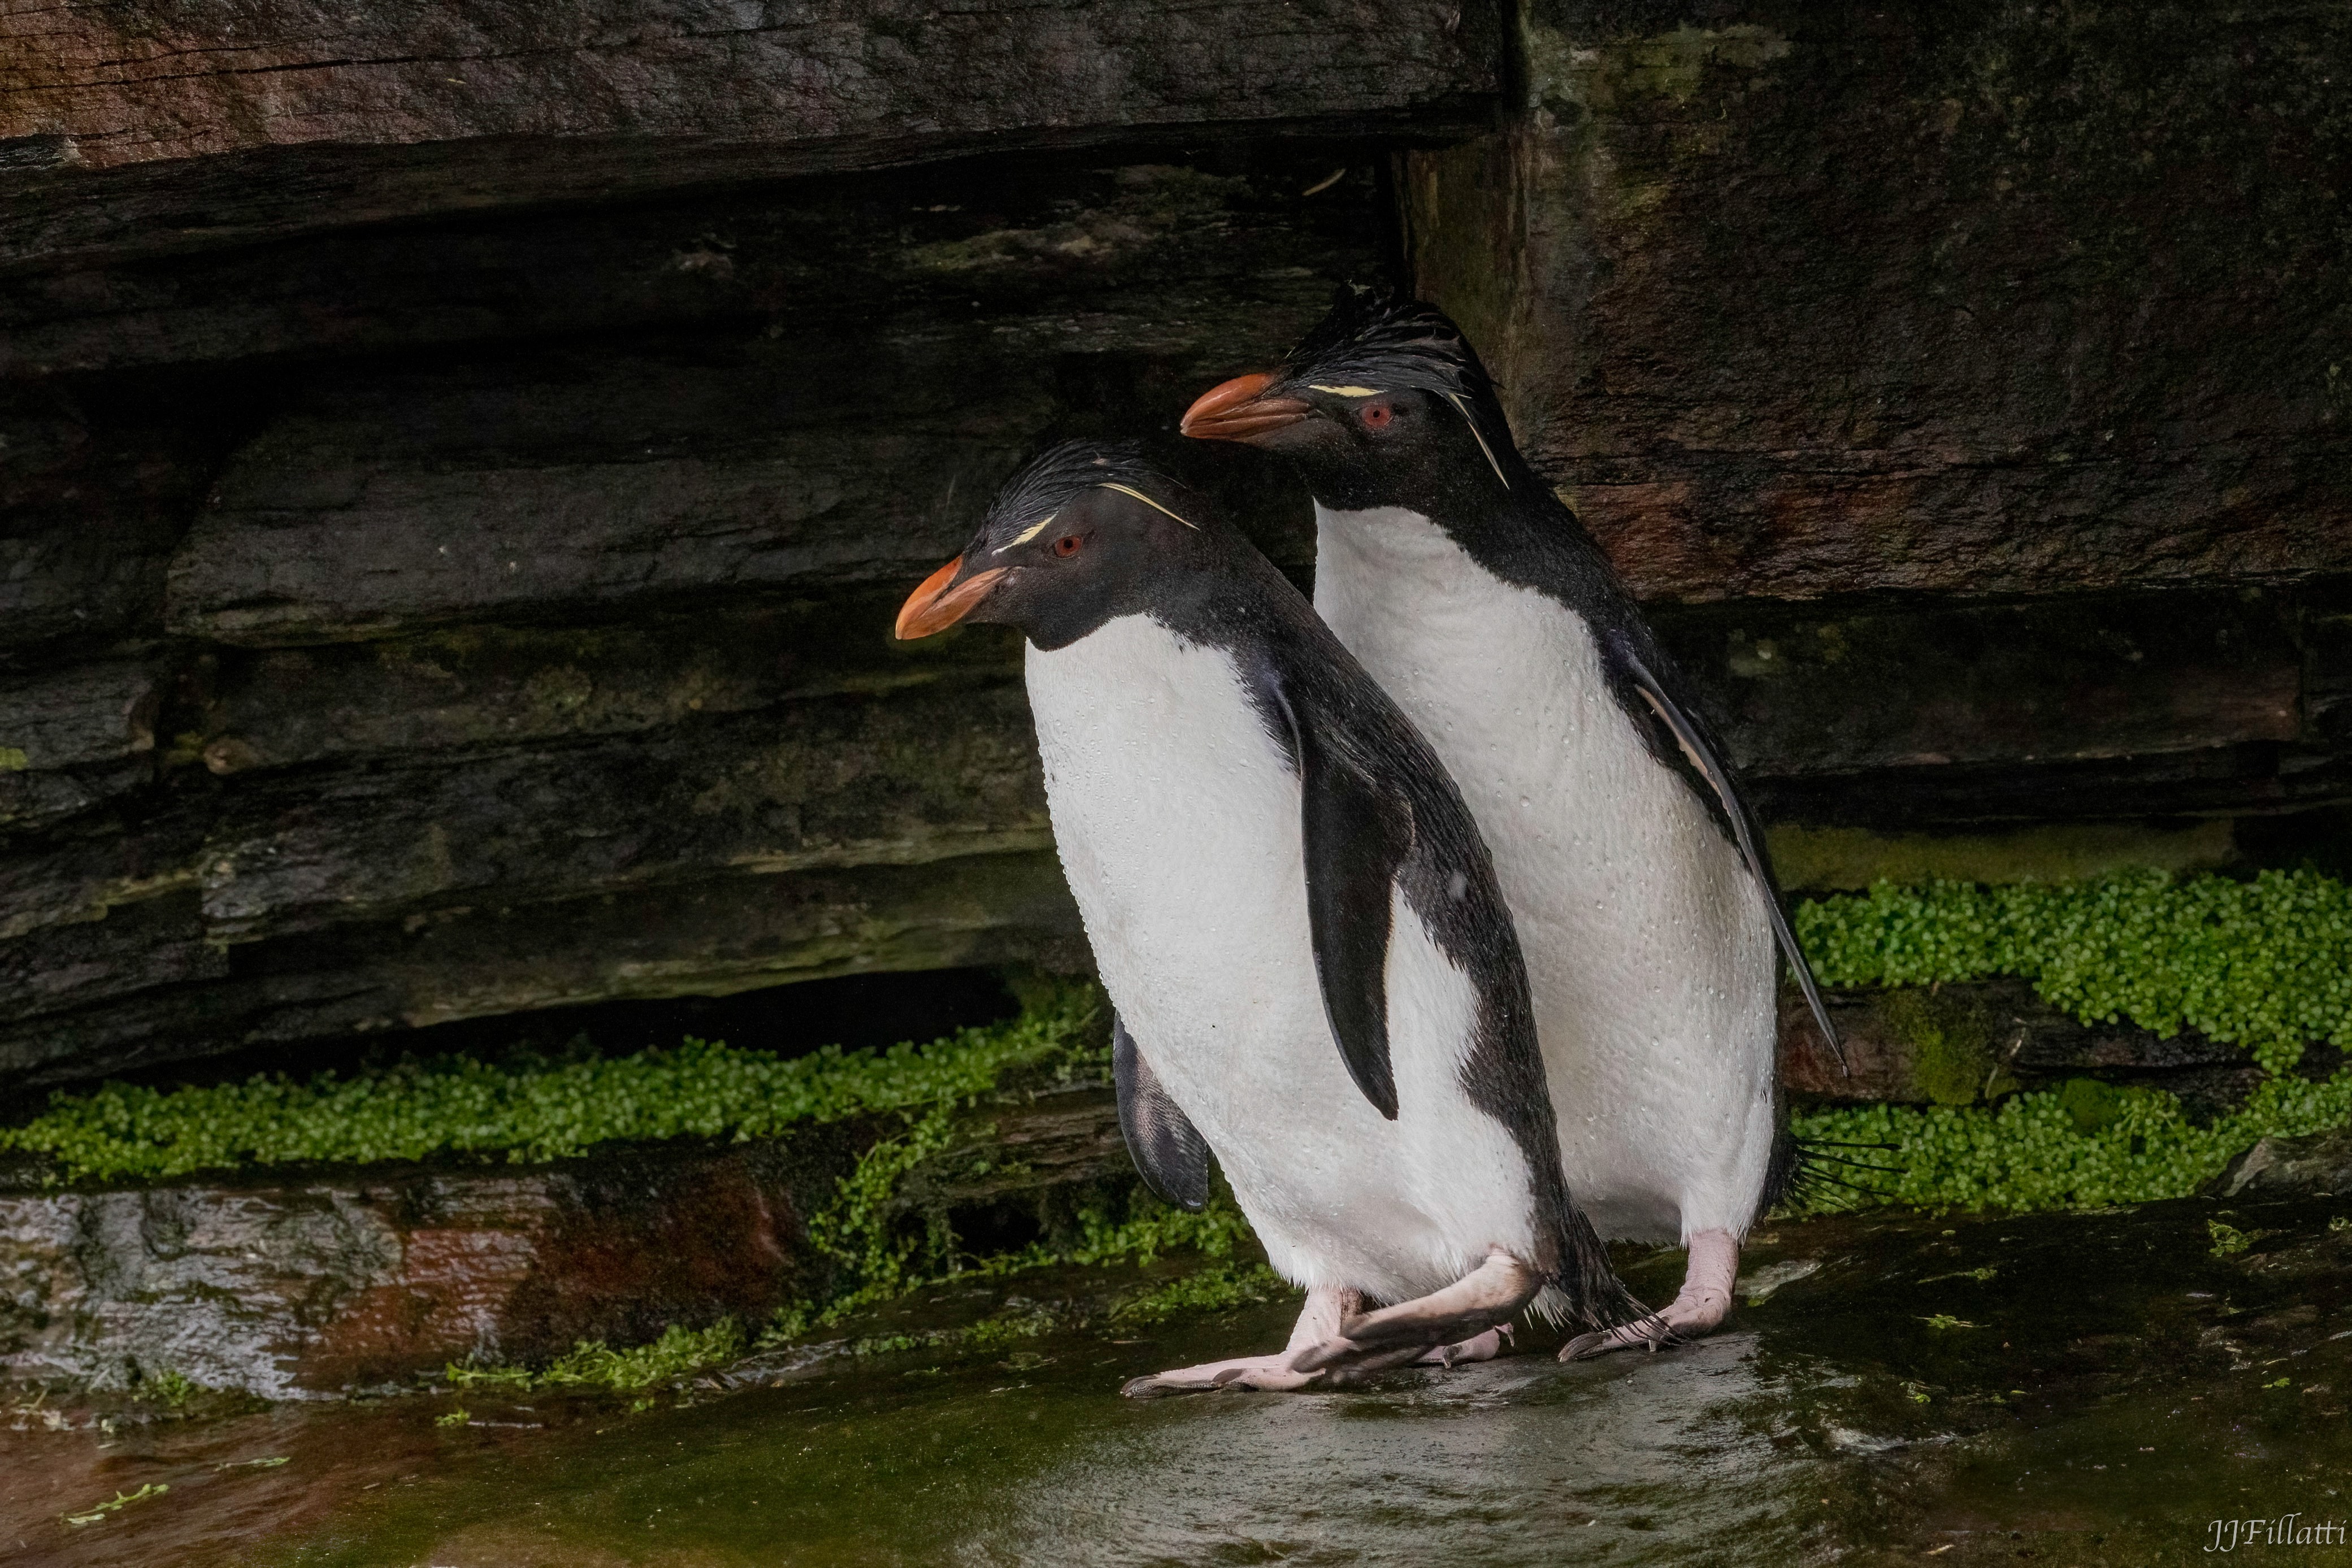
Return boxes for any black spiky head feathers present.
[1278,287,1502,410]
[1208,286,1524,502]
[971,440,1197,556]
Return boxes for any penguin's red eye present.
[1360,403,1394,430]
[1052,534,1082,558]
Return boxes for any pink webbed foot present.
[1561,1227,1737,1361]
[1121,1284,1364,1399]
[1119,1353,1322,1398]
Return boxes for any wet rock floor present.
[7,1195,2350,1566]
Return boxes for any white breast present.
[1313,505,1778,1243]
[1025,614,1542,1301]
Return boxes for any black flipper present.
[1112,1013,1212,1212]
[1267,677,1411,1119]
[1605,633,1847,1075]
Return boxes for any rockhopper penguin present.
[895,440,1650,1394]
[1181,294,1845,1357]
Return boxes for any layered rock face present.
[2,0,2347,1087]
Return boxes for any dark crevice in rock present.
[20,963,1025,1104]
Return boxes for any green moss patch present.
[0,989,1105,1186]
[1790,868,2352,1214]
[767,1133,1261,1344]
[1795,869,2352,1075]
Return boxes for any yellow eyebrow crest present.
[995,513,1056,552]
[1444,391,1511,490]
[1309,384,1383,397]
[1096,482,1196,529]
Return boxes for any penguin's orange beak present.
[1180,372,1313,443]
[895,556,1008,640]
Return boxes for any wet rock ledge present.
[0,1085,1130,1400]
